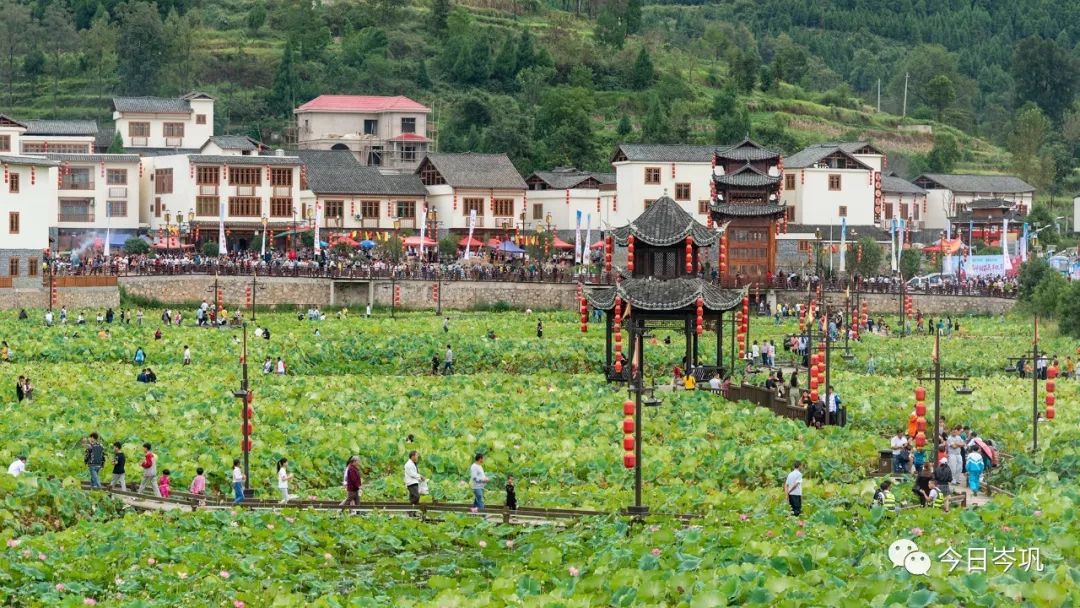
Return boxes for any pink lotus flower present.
[795,530,805,538]
[568,566,580,577]
[469,507,478,513]
[178,572,188,580]
[910,527,924,537]
[307,495,317,500]
[20,549,30,558]
[37,553,46,561]
[266,524,274,530]
[478,540,487,548]
[648,525,660,533]
[55,583,66,592]
[219,570,230,579]
[505,540,514,549]
[765,530,775,538]
[739,514,749,521]
[84,599,97,606]
[147,557,156,565]
[6,538,20,548]
[650,548,661,557]
[323,553,333,560]
[798,520,806,527]
[234,601,246,608]
[1034,510,1042,517]
[1002,525,1012,532]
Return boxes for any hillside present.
[4,0,1078,186]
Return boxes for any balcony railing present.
[360,218,380,228]
[108,187,127,198]
[165,137,183,148]
[273,186,292,197]
[235,185,256,197]
[198,185,219,196]
[394,217,416,229]
[58,212,95,222]
[130,137,148,147]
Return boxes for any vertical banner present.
[943,223,952,275]
[218,199,228,256]
[1020,223,1029,262]
[419,207,428,258]
[104,227,111,257]
[464,209,477,259]
[890,218,898,272]
[314,202,322,255]
[259,223,266,258]
[838,217,847,273]
[967,220,974,273]
[1002,218,1011,271]
[574,210,582,265]
[582,214,592,268]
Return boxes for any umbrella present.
[403,235,437,247]
[360,239,377,250]
[459,236,484,248]
[551,236,575,251]
[333,236,360,247]
[486,238,502,248]
[590,240,606,250]
[497,240,526,254]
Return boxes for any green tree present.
[770,34,807,85]
[451,37,491,86]
[853,235,883,276]
[281,0,330,61]
[595,9,626,49]
[163,8,195,93]
[711,86,750,145]
[491,37,519,86]
[81,5,118,97]
[641,94,669,143]
[1007,103,1052,190]
[416,60,432,89]
[1017,257,1051,302]
[616,115,633,139]
[22,49,45,96]
[629,47,654,90]
[438,235,459,260]
[924,75,955,122]
[926,132,960,172]
[383,235,403,263]
[41,2,77,100]
[123,237,150,255]
[1026,205,1061,248]
[625,0,642,34]
[0,0,35,107]
[107,131,124,153]
[429,0,450,35]
[116,1,166,95]
[1057,281,1080,338]
[268,39,300,116]
[899,249,921,279]
[1013,37,1078,122]
[202,241,221,257]
[535,87,596,169]
[246,2,267,36]
[731,48,759,93]
[342,27,388,69]
[1030,270,1067,318]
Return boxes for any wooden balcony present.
[58,212,95,223]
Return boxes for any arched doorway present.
[331,143,350,151]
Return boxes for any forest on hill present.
[0,0,1077,197]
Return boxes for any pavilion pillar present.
[684,316,693,371]
[605,310,613,374]
[716,311,723,370]
[692,321,700,367]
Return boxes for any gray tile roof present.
[188,154,299,166]
[837,141,883,155]
[129,148,201,157]
[915,173,1035,193]
[208,136,261,151]
[714,163,781,187]
[23,119,99,136]
[613,143,716,163]
[784,143,872,169]
[711,203,787,217]
[611,196,719,247]
[528,168,615,189]
[967,198,1015,210]
[786,223,939,245]
[0,154,58,166]
[112,96,191,114]
[45,153,141,164]
[586,277,744,312]
[881,174,925,194]
[950,210,1025,223]
[296,150,426,195]
[94,129,117,150]
[420,153,526,189]
[715,137,779,161]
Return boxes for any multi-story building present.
[524,168,615,235]
[297,149,427,235]
[781,142,884,227]
[881,173,927,231]
[46,153,143,250]
[112,92,215,151]
[0,153,58,283]
[912,174,1035,231]
[417,153,527,236]
[0,116,100,155]
[610,144,716,228]
[294,95,432,173]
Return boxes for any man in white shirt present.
[784,460,803,516]
[708,374,723,390]
[751,341,760,366]
[890,430,908,473]
[469,453,489,511]
[404,451,424,506]
[7,455,26,477]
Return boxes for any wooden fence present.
[703,385,808,421]
[50,276,117,288]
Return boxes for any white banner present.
[574,210,582,265]
[839,217,847,273]
[419,208,428,258]
[314,202,322,254]
[104,227,111,257]
[582,214,592,267]
[966,255,1018,278]
[464,209,477,259]
[943,223,953,275]
[218,199,228,256]
[889,219,898,272]
[1002,218,1011,272]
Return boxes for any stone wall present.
[119,276,332,308]
[772,290,1015,316]
[371,280,578,311]
[0,287,119,311]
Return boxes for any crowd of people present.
[885,421,1000,511]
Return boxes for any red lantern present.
[623,417,634,434]
[1048,367,1059,380]
[1046,406,1056,420]
[624,453,636,469]
[614,360,623,373]
[915,401,926,417]
[809,390,818,402]
[623,400,635,416]
[623,435,635,451]
[1046,393,1055,406]
[916,416,926,432]
[915,387,926,401]
[914,432,926,448]
[810,378,819,390]
[1046,381,1055,393]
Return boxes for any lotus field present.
[0,307,1077,607]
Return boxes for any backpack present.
[934,465,952,484]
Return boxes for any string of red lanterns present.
[913,386,927,447]
[1046,365,1057,420]
[604,235,613,274]
[684,235,693,274]
[622,398,635,468]
[695,296,704,336]
[627,235,635,273]
[613,295,623,374]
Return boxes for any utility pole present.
[1032,316,1039,451]
[249,269,264,323]
[902,72,909,118]
[917,331,970,473]
[877,78,881,113]
[207,273,222,312]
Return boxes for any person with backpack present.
[84,432,106,488]
[933,457,952,495]
[137,443,161,497]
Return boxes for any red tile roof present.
[388,133,430,142]
[295,95,430,113]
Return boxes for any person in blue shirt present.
[134,347,145,365]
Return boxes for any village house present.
[610,144,716,229]
[417,153,527,238]
[524,168,615,238]
[0,152,58,283]
[912,173,1035,231]
[112,92,215,152]
[294,95,432,173]
[46,153,143,251]
[780,142,884,227]
[881,173,927,231]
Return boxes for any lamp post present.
[187,211,195,249]
[391,219,401,319]
[232,322,255,498]
[162,207,171,256]
[544,212,554,258]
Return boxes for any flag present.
[943,223,952,275]
[104,227,111,257]
[839,217,847,273]
[464,209,477,259]
[217,199,228,256]
[1020,222,1029,262]
[582,214,592,267]
[574,210,582,265]
[419,207,428,258]
[889,218,898,271]
[313,202,322,255]
[1002,218,1011,272]
[967,219,974,273]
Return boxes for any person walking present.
[158,469,171,498]
[443,317,450,333]
[137,443,161,497]
[443,345,454,374]
[232,459,245,504]
[276,458,293,503]
[469,453,490,511]
[965,452,985,495]
[85,432,106,489]
[404,451,424,506]
[946,428,965,483]
[890,430,908,473]
[343,456,362,507]
[784,460,803,516]
[110,442,127,490]
[189,467,206,496]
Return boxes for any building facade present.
[46,153,143,251]
[524,168,615,236]
[0,154,58,282]
[912,173,1035,231]
[610,144,715,229]
[881,174,927,232]
[294,95,432,173]
[417,153,527,237]
[112,92,215,151]
[781,142,883,227]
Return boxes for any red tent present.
[551,236,575,250]
[590,240,605,250]
[459,236,484,248]
[333,236,360,247]
[152,236,193,250]
[486,238,502,248]
[923,238,965,254]
[403,235,436,247]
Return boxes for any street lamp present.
[391,219,401,319]
[291,206,298,258]
[814,228,822,279]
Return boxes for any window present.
[196,114,207,125]
[396,200,416,218]
[228,197,261,217]
[698,200,709,214]
[163,122,185,138]
[106,169,127,185]
[899,204,908,220]
[838,205,847,218]
[364,119,378,135]
[154,197,161,218]
[0,135,8,151]
[419,162,445,185]
[674,183,691,200]
[154,169,173,194]
[27,258,37,277]
[644,199,657,209]
[532,203,543,220]
[229,167,260,186]
[21,142,90,154]
[8,211,18,234]
[464,198,484,216]
[8,258,17,276]
[785,174,796,190]
[270,168,292,186]
[828,174,841,191]
[401,145,416,162]
[196,166,219,184]
[361,200,380,218]
[493,198,514,216]
[128,122,149,137]
[107,201,127,217]
[8,173,18,193]
[644,167,661,185]
[884,203,893,219]
[196,197,218,216]
[913,203,920,220]
[270,198,292,217]
[401,117,416,133]
[325,200,344,218]
[59,198,94,222]
[61,168,93,190]
[786,206,795,221]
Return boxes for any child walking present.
[189,467,206,495]
[158,469,171,498]
[277,458,293,503]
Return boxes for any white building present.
[781,142,883,227]
[294,95,432,173]
[524,168,615,234]
[0,153,59,282]
[112,92,215,151]
[881,174,927,231]
[45,153,143,251]
[19,119,100,154]
[912,174,1036,231]
[610,144,716,229]
[417,153,527,235]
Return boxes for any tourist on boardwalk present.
[927,479,948,511]
[404,451,424,506]
[505,474,517,510]
[85,432,105,488]
[914,463,932,506]
[137,443,161,497]
[277,458,293,503]
[890,430,908,473]
[111,442,126,490]
[232,459,245,504]
[158,469,171,498]
[934,457,952,495]
[189,467,206,496]
[470,453,490,511]
[784,461,803,516]
[825,386,841,425]
[7,455,26,477]
[966,452,985,495]
[343,456,362,507]
[946,428,965,482]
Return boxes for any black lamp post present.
[391,219,401,319]
[232,323,255,498]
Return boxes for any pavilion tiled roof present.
[45,153,141,164]
[949,210,1025,223]
[711,203,787,217]
[0,154,58,166]
[610,196,719,247]
[188,154,299,166]
[714,137,779,161]
[713,163,781,187]
[966,198,1016,210]
[784,143,873,170]
[586,278,744,312]
[207,135,262,151]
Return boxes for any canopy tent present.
[496,240,526,254]
[458,236,484,249]
[403,235,437,247]
[589,240,606,250]
[331,236,360,247]
[359,240,377,250]
[486,238,502,248]
[551,236,575,251]
[152,236,194,250]
[922,238,966,254]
